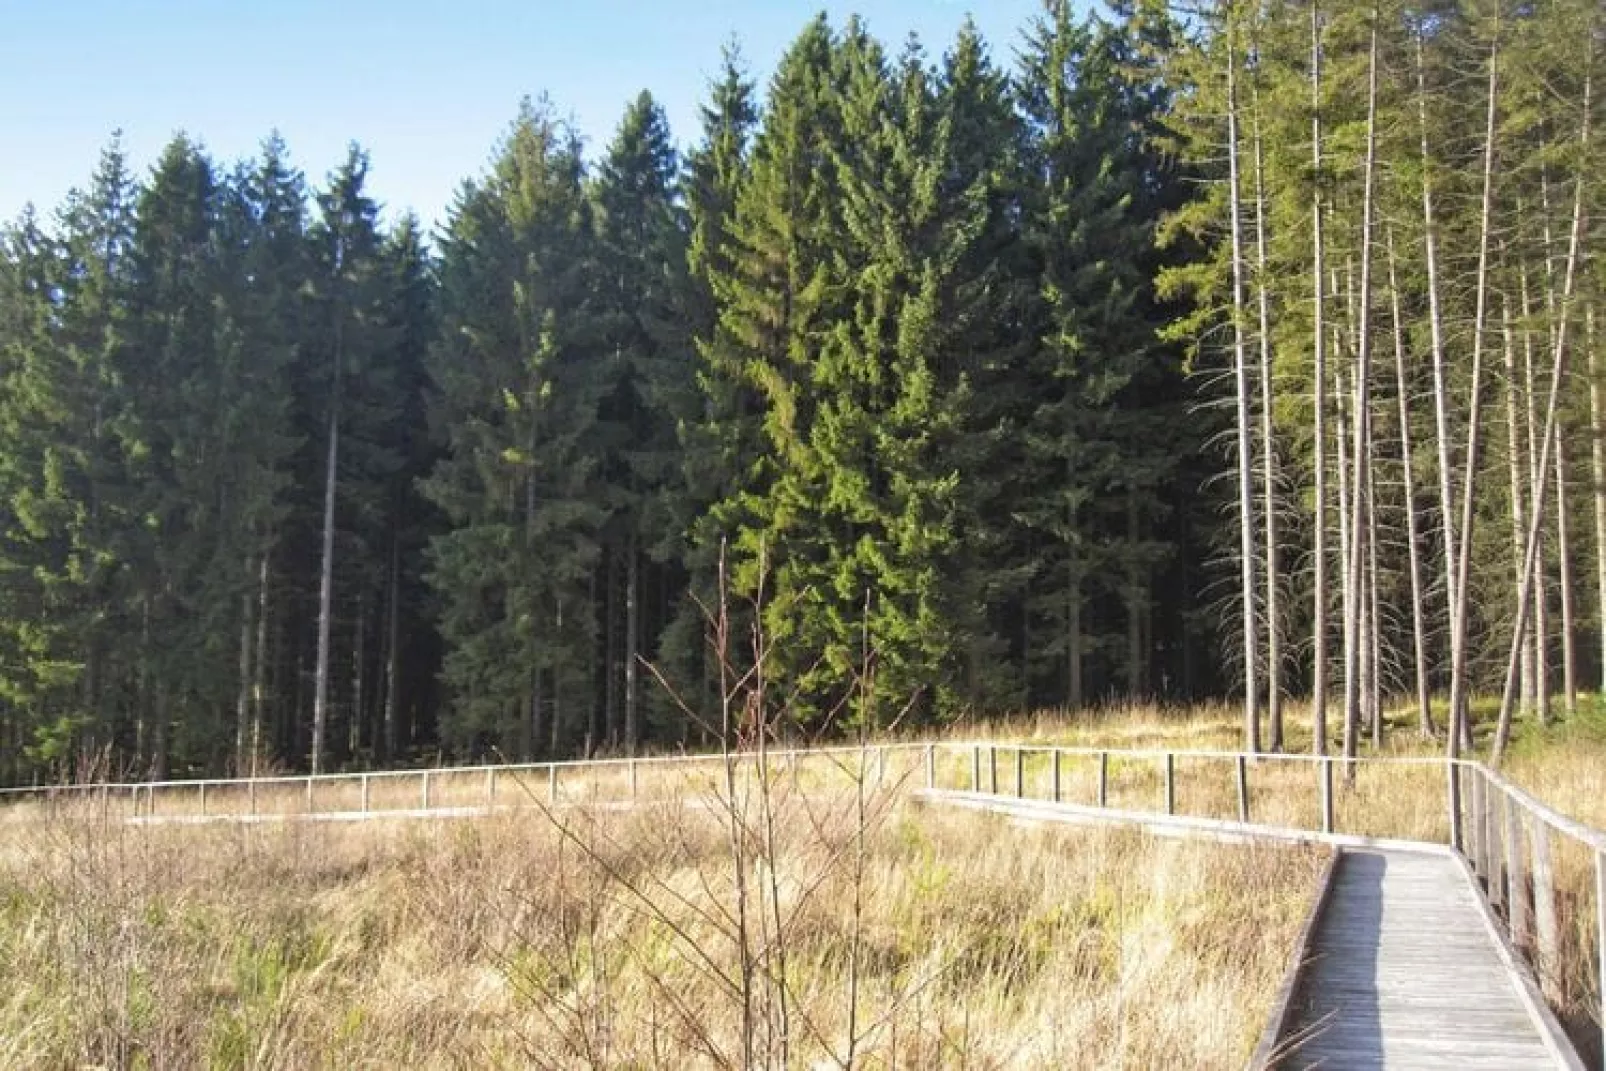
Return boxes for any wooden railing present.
[920,741,1604,1064]
[1458,759,1606,1059]
[3,739,1602,1060]
[0,741,928,821]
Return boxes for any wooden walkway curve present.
[910,785,1591,1070]
[1270,848,1578,1069]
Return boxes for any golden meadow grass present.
[0,698,1602,1069]
[0,768,1323,1069]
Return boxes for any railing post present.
[305,776,314,814]
[1051,749,1061,803]
[1097,752,1108,808]
[1506,795,1528,947]
[1320,758,1334,834]
[988,745,998,795]
[548,764,558,804]
[629,759,638,800]
[1470,770,1487,882]
[1485,782,1506,914]
[971,746,980,793]
[1235,755,1249,824]
[486,768,496,807]
[421,770,431,810]
[1531,819,1560,1003]
[1013,748,1024,798]
[199,782,208,818]
[1447,761,1463,852]
[1163,753,1175,816]
[249,778,257,818]
[877,746,887,785]
[924,744,935,791]
[361,774,371,814]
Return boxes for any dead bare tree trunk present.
[235,555,255,772]
[1448,29,1502,760]
[1252,76,1283,751]
[1226,9,1261,754]
[1310,0,1330,755]
[1538,170,1577,716]
[625,530,640,755]
[349,595,365,757]
[1343,6,1381,766]
[1366,436,1383,749]
[1387,230,1434,736]
[1503,294,1536,718]
[1418,31,1461,747]
[1555,419,1579,715]
[1492,61,1591,763]
[311,399,338,776]
[1521,265,1551,724]
[1590,306,1606,693]
[383,536,400,762]
[250,552,270,778]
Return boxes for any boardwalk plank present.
[1277,849,1567,1069]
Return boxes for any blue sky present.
[1,0,1047,234]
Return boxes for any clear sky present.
[0,0,1047,235]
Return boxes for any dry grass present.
[3,697,1604,1069]
[0,766,1324,1070]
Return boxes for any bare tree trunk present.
[1366,436,1383,749]
[235,556,254,772]
[383,537,400,763]
[1503,295,1536,718]
[604,552,619,747]
[1252,81,1283,750]
[250,552,270,778]
[1538,169,1578,716]
[1126,490,1148,699]
[311,401,338,776]
[625,531,640,755]
[1344,7,1381,767]
[1387,230,1434,736]
[349,595,365,757]
[1448,30,1502,759]
[1310,0,1330,755]
[551,599,564,756]
[1521,266,1551,724]
[1556,419,1579,715]
[1418,32,1461,746]
[1068,566,1084,709]
[1589,308,1606,695]
[1226,13,1260,753]
[1492,62,1591,762]
[1336,360,1353,743]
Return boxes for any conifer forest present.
[1,0,1602,784]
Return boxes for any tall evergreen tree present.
[424,102,602,758]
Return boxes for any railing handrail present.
[3,739,1604,852]
[0,739,929,797]
[1472,762,1606,855]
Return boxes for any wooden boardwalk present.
[1274,848,1578,1069]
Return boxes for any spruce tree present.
[591,91,690,750]
[425,102,602,758]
